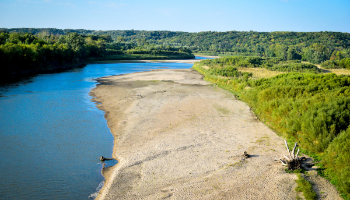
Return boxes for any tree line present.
[3,28,350,66]
[0,30,194,80]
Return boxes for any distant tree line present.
[0,30,194,80]
[0,31,110,78]
[2,28,350,65]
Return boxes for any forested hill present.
[3,28,350,64]
[0,30,194,81]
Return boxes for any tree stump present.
[278,140,303,171]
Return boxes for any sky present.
[0,0,349,33]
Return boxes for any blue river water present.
[0,62,194,200]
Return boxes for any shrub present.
[321,60,340,69]
[322,129,350,198]
[339,58,350,69]
[265,63,321,73]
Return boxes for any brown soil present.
[90,69,341,200]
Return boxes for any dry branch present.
[280,140,303,171]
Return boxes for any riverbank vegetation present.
[5,28,350,68]
[199,56,322,73]
[2,28,350,71]
[193,57,350,200]
[295,173,317,200]
[0,30,194,80]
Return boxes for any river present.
[0,61,194,199]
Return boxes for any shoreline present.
[88,55,219,64]
[88,59,200,64]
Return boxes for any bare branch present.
[279,159,287,165]
[292,142,297,159]
[284,140,292,159]
[284,155,291,161]
[296,148,300,159]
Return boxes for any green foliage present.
[322,129,350,198]
[199,56,263,68]
[302,43,331,64]
[0,32,194,79]
[330,49,350,61]
[2,28,350,62]
[295,174,317,200]
[285,168,305,174]
[199,56,320,73]
[209,65,252,78]
[193,58,350,199]
[321,60,340,69]
[340,58,350,69]
[265,63,322,73]
[321,58,350,69]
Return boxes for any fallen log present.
[100,156,113,162]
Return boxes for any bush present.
[209,65,252,78]
[322,129,350,198]
[321,58,350,69]
[340,58,350,69]
[199,56,263,68]
[321,60,340,69]
[265,63,321,73]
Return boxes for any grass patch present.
[295,173,317,200]
[238,67,284,79]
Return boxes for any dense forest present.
[2,28,350,65]
[0,29,194,80]
[193,58,350,200]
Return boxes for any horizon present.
[0,0,349,33]
[1,28,349,34]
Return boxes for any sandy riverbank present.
[90,68,340,200]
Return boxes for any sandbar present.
[90,68,340,200]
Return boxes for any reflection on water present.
[0,62,192,200]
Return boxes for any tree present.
[287,46,301,60]
[117,36,125,42]
[64,33,85,51]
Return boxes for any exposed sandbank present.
[90,69,340,200]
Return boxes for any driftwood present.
[277,140,305,171]
[100,156,113,162]
[243,151,250,158]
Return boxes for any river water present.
[0,62,193,200]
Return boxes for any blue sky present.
[0,0,349,33]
